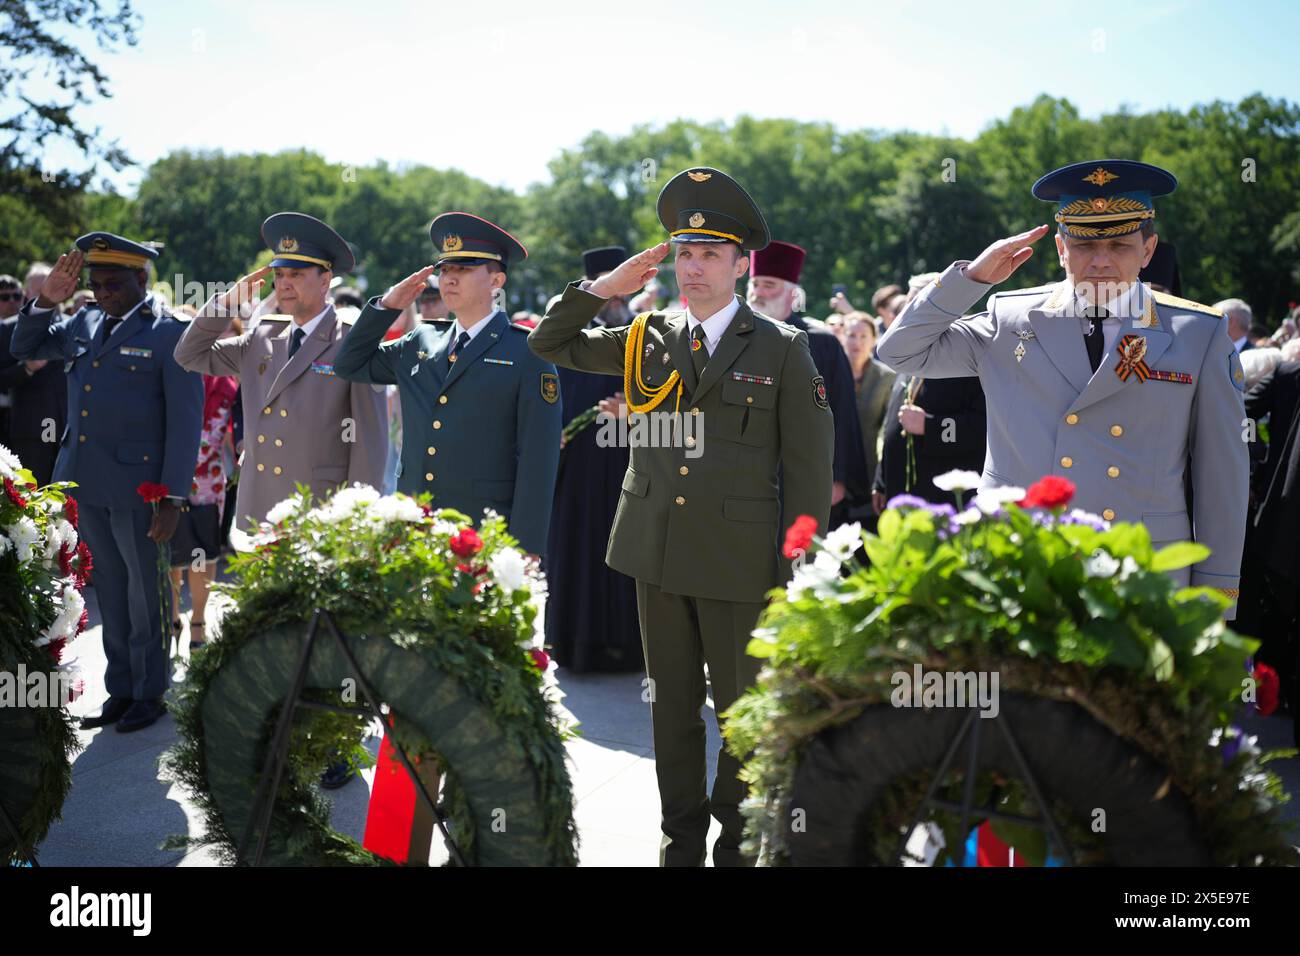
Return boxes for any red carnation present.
[63,496,78,529]
[449,528,483,558]
[75,540,94,584]
[136,482,170,504]
[47,636,66,664]
[783,515,818,559]
[1020,476,1075,510]
[1253,662,1281,716]
[57,542,73,576]
[76,608,89,635]
[4,476,27,509]
[529,648,550,672]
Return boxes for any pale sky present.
[23,0,1300,194]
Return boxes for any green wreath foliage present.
[161,486,577,866]
[726,484,1298,866]
[0,455,87,866]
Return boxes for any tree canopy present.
[5,93,1299,323]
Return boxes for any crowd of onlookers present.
[4,259,1299,722]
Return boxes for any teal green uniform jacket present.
[334,299,562,555]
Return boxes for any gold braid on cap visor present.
[84,250,150,268]
[436,250,503,262]
[272,252,333,269]
[670,227,744,244]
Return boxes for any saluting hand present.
[381,266,437,311]
[964,224,1051,286]
[588,243,670,299]
[36,250,84,309]
[215,266,271,314]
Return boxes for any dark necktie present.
[102,316,122,340]
[288,326,306,359]
[1082,306,1108,373]
[448,330,471,363]
[690,324,709,381]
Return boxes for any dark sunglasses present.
[0,291,23,302]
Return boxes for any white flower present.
[41,518,76,567]
[972,485,1025,514]
[311,484,380,523]
[430,519,460,538]
[5,516,40,566]
[821,522,863,562]
[954,507,982,526]
[0,533,10,557]
[933,470,982,493]
[0,443,20,480]
[787,552,841,601]
[489,546,528,592]
[370,494,424,524]
[1084,549,1120,578]
[264,497,301,526]
[36,583,85,646]
[1118,556,1141,581]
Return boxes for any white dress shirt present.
[454,308,501,343]
[1071,281,1143,358]
[289,305,331,341]
[685,295,742,354]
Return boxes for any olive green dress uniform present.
[529,168,835,866]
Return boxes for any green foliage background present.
[6,95,1299,320]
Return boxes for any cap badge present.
[442,234,463,253]
[688,213,705,228]
[1082,167,1119,187]
[93,237,110,250]
[687,171,712,182]
[278,236,299,253]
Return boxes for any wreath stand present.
[235,609,466,867]
[1,798,38,867]
[891,709,1076,867]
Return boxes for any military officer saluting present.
[876,160,1247,612]
[174,213,389,544]
[529,168,835,866]
[333,213,561,556]
[13,233,204,732]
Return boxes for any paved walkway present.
[35,578,1299,866]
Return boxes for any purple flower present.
[885,494,930,511]
[1058,508,1110,532]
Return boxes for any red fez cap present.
[750,240,805,284]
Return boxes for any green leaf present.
[1150,542,1211,572]
[877,509,902,542]
[955,569,1002,597]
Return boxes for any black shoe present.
[115,698,167,733]
[320,760,356,790]
[80,696,132,729]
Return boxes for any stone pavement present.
[34,576,1300,866]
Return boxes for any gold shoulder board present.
[1151,290,1223,317]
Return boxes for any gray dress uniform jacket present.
[173,301,389,538]
[876,261,1247,607]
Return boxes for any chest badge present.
[1013,329,1035,364]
